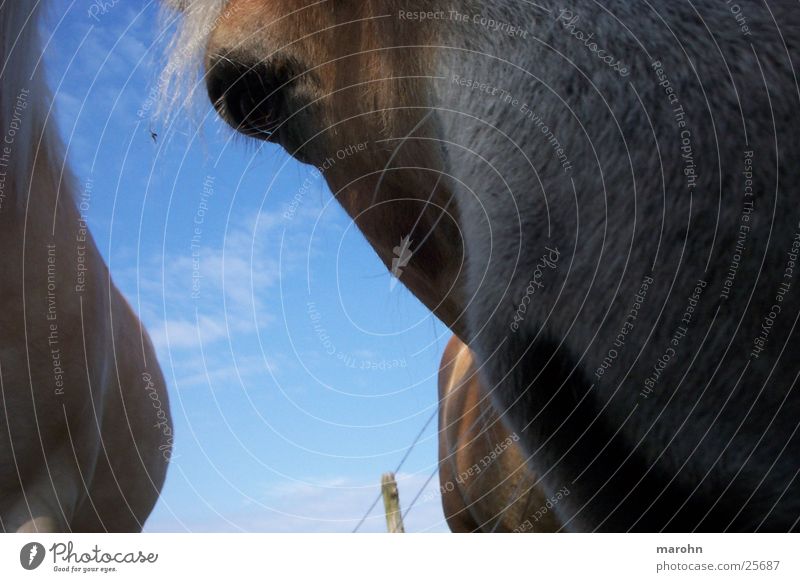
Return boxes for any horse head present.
[181,1,469,334]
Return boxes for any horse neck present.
[0,1,71,225]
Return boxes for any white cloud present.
[173,355,278,391]
[126,209,286,356]
[150,314,229,351]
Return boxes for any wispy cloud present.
[130,209,285,353]
[150,314,229,351]
[146,471,448,533]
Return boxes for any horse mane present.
[158,0,227,121]
[157,0,454,126]
[0,0,69,213]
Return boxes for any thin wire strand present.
[401,465,439,522]
[351,408,437,532]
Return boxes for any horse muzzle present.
[206,51,292,142]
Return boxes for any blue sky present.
[43,0,450,532]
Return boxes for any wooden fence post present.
[381,472,405,533]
